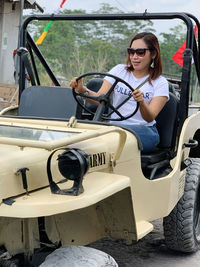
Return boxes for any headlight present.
[47,148,90,196]
[57,149,90,181]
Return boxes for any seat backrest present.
[77,77,104,119]
[156,91,179,148]
[85,77,103,113]
[18,86,78,119]
[87,77,104,92]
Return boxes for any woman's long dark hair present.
[126,32,162,83]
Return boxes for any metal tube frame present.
[18,12,200,143]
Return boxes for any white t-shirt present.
[104,64,169,126]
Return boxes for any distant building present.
[0,0,43,84]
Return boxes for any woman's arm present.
[69,78,112,105]
[133,89,168,122]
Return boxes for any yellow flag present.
[35,32,47,45]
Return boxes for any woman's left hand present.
[132,89,144,103]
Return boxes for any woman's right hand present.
[69,77,85,93]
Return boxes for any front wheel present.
[39,245,118,266]
[163,158,200,252]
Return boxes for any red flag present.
[60,0,67,8]
[172,25,197,67]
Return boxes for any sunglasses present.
[127,48,151,57]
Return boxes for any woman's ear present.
[152,51,157,60]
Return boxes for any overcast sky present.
[29,0,200,34]
[34,0,199,15]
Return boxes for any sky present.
[27,0,200,34]
[33,0,198,14]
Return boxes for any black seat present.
[87,77,104,92]
[18,86,78,119]
[78,77,104,119]
[141,91,180,179]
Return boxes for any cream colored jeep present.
[0,12,200,266]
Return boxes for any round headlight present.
[57,149,90,181]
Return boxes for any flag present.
[36,21,53,45]
[60,0,67,8]
[172,25,197,67]
[35,0,67,45]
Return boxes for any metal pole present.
[20,0,24,29]
[15,0,24,85]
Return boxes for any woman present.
[70,32,169,153]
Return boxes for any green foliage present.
[159,24,186,76]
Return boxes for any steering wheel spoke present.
[106,103,125,120]
[105,79,118,98]
[79,92,99,102]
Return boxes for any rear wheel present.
[163,158,200,252]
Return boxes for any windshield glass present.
[0,125,78,142]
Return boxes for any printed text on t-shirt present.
[115,85,151,99]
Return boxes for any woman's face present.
[129,39,154,74]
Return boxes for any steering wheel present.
[72,72,139,121]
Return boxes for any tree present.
[159,23,186,76]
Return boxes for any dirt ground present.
[88,219,200,267]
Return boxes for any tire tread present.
[163,158,200,252]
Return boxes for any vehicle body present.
[0,11,200,266]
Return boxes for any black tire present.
[0,259,19,267]
[163,158,200,252]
